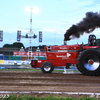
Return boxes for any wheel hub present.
[84,54,100,71]
[44,65,51,71]
[46,66,48,69]
[88,59,94,65]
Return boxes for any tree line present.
[3,42,47,51]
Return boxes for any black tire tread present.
[41,61,54,73]
[77,49,100,76]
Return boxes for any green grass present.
[0,68,41,72]
[0,68,79,73]
[0,95,99,100]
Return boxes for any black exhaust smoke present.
[64,12,100,41]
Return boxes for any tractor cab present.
[88,34,96,46]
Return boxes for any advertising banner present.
[3,60,31,65]
[13,52,46,57]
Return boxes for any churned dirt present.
[0,71,100,98]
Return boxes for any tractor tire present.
[77,49,100,76]
[41,61,54,73]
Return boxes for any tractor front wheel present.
[77,49,100,76]
[41,61,54,73]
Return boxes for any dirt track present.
[0,71,100,97]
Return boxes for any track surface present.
[0,71,100,97]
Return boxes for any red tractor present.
[31,35,100,76]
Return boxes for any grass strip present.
[0,68,79,73]
[0,95,99,100]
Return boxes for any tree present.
[13,42,25,48]
[3,42,25,48]
[3,44,13,48]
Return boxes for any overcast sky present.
[0,0,100,47]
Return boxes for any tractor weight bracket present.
[31,60,37,67]
[66,63,71,69]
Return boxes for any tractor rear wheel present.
[41,61,54,73]
[77,49,100,76]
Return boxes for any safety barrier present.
[0,55,47,60]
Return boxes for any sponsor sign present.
[16,61,21,65]
[4,60,16,65]
[21,61,31,65]
[3,60,31,65]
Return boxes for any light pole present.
[25,7,39,60]
[30,8,33,35]
[25,7,40,35]
[30,8,33,60]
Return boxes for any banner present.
[13,52,46,57]
[17,30,21,41]
[0,31,3,42]
[39,31,42,42]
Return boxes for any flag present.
[0,31,3,42]
[39,31,42,42]
[17,30,21,41]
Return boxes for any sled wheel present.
[77,49,100,76]
[41,61,54,73]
